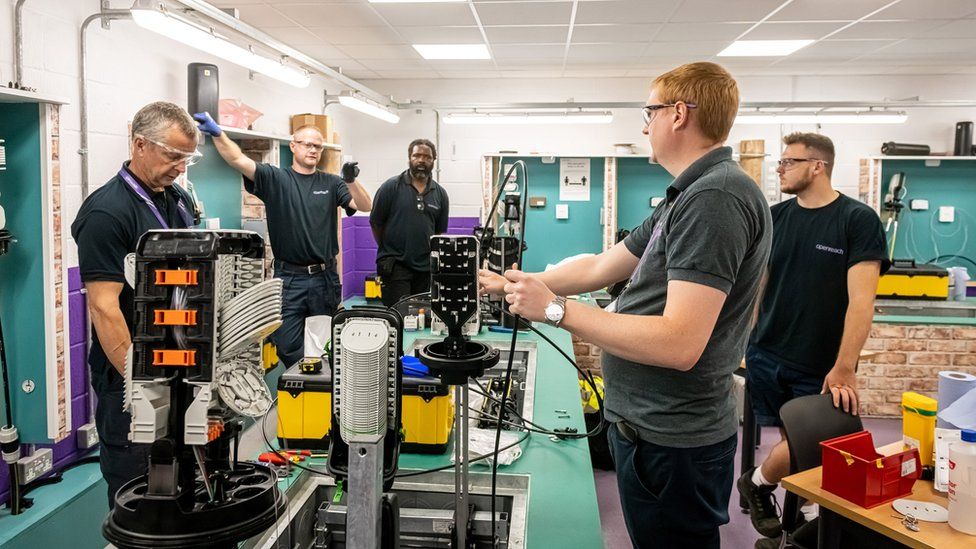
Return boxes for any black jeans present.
[607,424,737,549]
[378,257,429,308]
[272,265,342,369]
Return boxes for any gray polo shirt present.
[603,146,772,448]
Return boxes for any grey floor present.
[595,417,902,549]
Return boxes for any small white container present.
[948,429,976,535]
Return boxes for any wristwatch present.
[544,296,568,327]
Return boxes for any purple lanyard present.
[118,167,193,229]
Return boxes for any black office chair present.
[776,393,864,549]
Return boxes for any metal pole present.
[434,109,441,183]
[347,436,385,549]
[13,0,28,85]
[78,9,131,198]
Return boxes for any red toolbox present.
[820,430,920,508]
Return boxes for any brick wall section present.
[572,322,976,418]
[859,323,976,416]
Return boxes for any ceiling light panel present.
[718,40,814,56]
[413,44,491,59]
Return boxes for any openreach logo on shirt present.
[816,243,844,255]
[313,190,330,195]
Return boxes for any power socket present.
[16,448,53,484]
[77,422,99,449]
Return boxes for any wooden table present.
[781,442,976,549]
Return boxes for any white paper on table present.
[935,427,962,492]
[304,315,332,358]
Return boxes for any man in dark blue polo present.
[370,138,449,307]
[194,113,372,369]
[71,101,201,506]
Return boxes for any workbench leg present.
[817,508,842,549]
[740,379,757,512]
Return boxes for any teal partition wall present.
[0,104,49,441]
[880,160,976,271]
[506,157,605,272]
[190,139,243,230]
[280,142,293,168]
[616,157,672,233]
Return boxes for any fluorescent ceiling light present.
[337,91,400,124]
[735,111,908,125]
[130,3,310,88]
[413,44,490,60]
[370,0,464,2]
[443,112,613,125]
[718,40,813,57]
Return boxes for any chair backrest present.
[780,393,864,473]
[779,393,864,537]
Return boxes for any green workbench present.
[264,297,604,548]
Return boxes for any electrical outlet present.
[939,206,955,223]
[77,422,99,449]
[17,448,53,484]
[910,199,929,211]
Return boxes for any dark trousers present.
[607,424,737,549]
[273,265,341,368]
[378,258,429,308]
[92,370,150,508]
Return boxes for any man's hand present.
[193,112,222,137]
[503,269,556,322]
[341,161,360,183]
[478,263,515,297]
[822,364,859,415]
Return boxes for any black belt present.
[615,421,641,444]
[275,258,336,275]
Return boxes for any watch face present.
[545,303,563,322]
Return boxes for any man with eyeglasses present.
[71,101,202,506]
[480,62,771,548]
[370,138,449,307]
[738,132,888,546]
[193,113,372,370]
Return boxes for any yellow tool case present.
[876,259,949,300]
[277,361,454,453]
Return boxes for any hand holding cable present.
[502,269,555,322]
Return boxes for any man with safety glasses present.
[193,112,372,371]
[481,62,772,548]
[738,133,888,546]
[71,101,202,506]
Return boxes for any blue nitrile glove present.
[341,161,360,183]
[193,112,222,137]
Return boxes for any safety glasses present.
[137,134,203,166]
[642,102,697,126]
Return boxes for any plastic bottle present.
[948,429,976,535]
[418,309,426,330]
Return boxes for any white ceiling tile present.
[868,0,976,20]
[498,69,567,78]
[396,26,484,44]
[370,3,477,26]
[336,44,424,60]
[309,26,403,46]
[233,5,298,27]
[745,21,847,40]
[567,43,647,62]
[786,39,897,60]
[571,24,661,43]
[299,44,349,60]
[828,19,952,39]
[910,19,976,39]
[474,1,574,26]
[493,57,569,67]
[643,40,733,57]
[484,26,570,44]
[341,68,381,79]
[491,44,566,60]
[769,0,896,22]
[358,59,431,71]
[878,38,976,55]
[372,69,441,79]
[561,68,632,77]
[654,22,751,41]
[257,26,326,46]
[670,0,785,23]
[424,60,497,70]
[430,70,501,79]
[575,0,677,24]
[274,4,382,27]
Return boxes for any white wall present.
[342,74,976,213]
[0,0,358,268]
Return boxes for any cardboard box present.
[290,113,333,141]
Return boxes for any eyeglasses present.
[137,134,202,166]
[642,102,697,126]
[293,140,325,152]
[777,157,830,170]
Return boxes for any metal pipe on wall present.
[14,0,28,85]
[79,9,131,199]
[434,109,441,183]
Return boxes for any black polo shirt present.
[244,163,354,265]
[370,171,450,271]
[70,163,195,398]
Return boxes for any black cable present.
[1,312,14,428]
[926,254,976,270]
[19,452,102,497]
[394,432,531,479]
